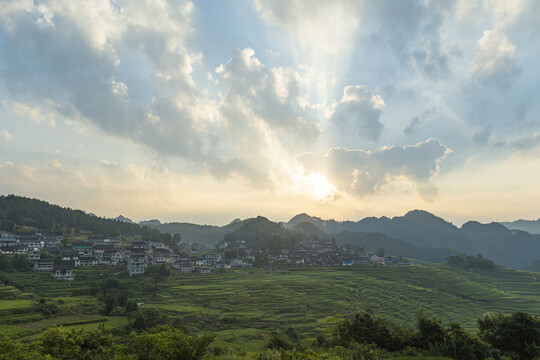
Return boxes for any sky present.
[0,0,539,225]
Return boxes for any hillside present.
[286,211,540,269]
[146,220,245,246]
[1,265,540,350]
[0,195,150,237]
[332,231,459,263]
[223,216,308,251]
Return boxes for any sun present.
[293,172,337,204]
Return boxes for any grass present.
[1,264,540,351]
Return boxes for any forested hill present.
[223,216,309,251]
[0,195,150,237]
[286,211,540,269]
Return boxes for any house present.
[18,236,43,249]
[342,260,354,266]
[102,249,125,265]
[51,266,75,280]
[173,261,195,273]
[93,244,114,257]
[61,250,79,261]
[205,254,222,264]
[194,266,211,274]
[75,256,98,267]
[370,255,385,266]
[131,241,148,252]
[73,241,93,256]
[28,250,41,262]
[0,235,18,247]
[151,249,178,264]
[127,254,147,276]
[357,254,370,265]
[33,259,54,272]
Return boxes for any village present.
[0,231,411,280]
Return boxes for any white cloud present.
[329,85,385,141]
[0,0,212,161]
[297,138,451,200]
[471,29,521,89]
[210,47,322,186]
[4,101,56,127]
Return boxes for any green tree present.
[40,326,116,360]
[414,313,446,349]
[129,326,215,360]
[478,312,540,360]
[0,332,49,360]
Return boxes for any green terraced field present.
[1,264,540,350]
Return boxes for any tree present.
[40,326,116,360]
[376,248,385,257]
[414,313,446,349]
[0,332,49,360]
[129,326,215,360]
[478,312,540,360]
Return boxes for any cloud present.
[511,133,540,156]
[4,101,56,127]
[473,126,493,146]
[297,138,450,200]
[403,107,436,135]
[210,47,322,186]
[1,129,13,143]
[0,159,178,218]
[0,0,213,161]
[253,0,361,57]
[471,29,521,90]
[254,0,455,82]
[216,47,321,143]
[329,85,384,141]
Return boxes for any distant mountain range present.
[500,219,540,234]
[284,210,540,269]
[3,194,540,270]
[117,209,540,269]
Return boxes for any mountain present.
[332,231,458,263]
[287,211,540,269]
[291,221,326,238]
[500,219,540,234]
[0,195,154,237]
[114,215,135,224]
[146,220,245,246]
[139,219,162,227]
[223,216,307,251]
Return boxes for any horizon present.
[1,1,540,225]
[4,193,538,229]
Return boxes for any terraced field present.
[1,264,540,351]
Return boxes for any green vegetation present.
[1,310,539,359]
[1,264,540,352]
[0,194,161,238]
[447,253,496,269]
[223,216,309,251]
